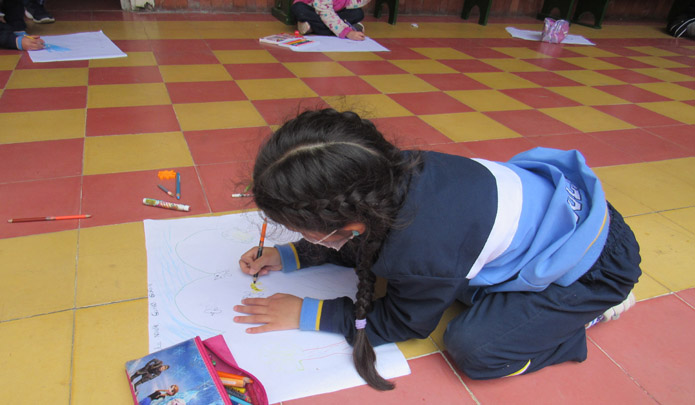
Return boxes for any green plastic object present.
[271,0,296,26]
[461,0,492,26]
[537,0,576,21]
[373,0,399,25]
[572,0,612,29]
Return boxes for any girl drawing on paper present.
[291,0,370,41]
[235,108,641,390]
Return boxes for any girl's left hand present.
[233,293,302,333]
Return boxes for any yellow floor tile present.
[540,106,634,133]
[464,72,540,90]
[89,51,158,67]
[632,272,671,300]
[661,206,695,238]
[87,83,171,108]
[429,301,467,351]
[159,64,232,82]
[388,59,459,74]
[601,182,653,217]
[479,58,546,72]
[645,158,695,188]
[561,46,620,58]
[0,231,77,321]
[627,46,681,57]
[0,311,73,404]
[236,78,318,100]
[549,86,628,106]
[6,68,88,89]
[627,213,695,292]
[638,101,695,124]
[72,300,149,404]
[76,223,148,307]
[95,21,149,40]
[421,112,522,142]
[0,54,20,70]
[492,47,552,59]
[83,132,194,175]
[173,100,267,131]
[412,47,473,60]
[634,82,695,101]
[194,21,287,39]
[447,89,533,111]
[560,57,623,70]
[0,109,85,144]
[396,337,439,359]
[594,162,695,212]
[213,50,278,64]
[633,68,694,82]
[324,94,413,118]
[283,61,355,77]
[360,73,439,93]
[554,70,626,86]
[142,21,200,39]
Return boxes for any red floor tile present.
[440,59,501,73]
[378,46,431,60]
[416,73,490,91]
[457,47,512,59]
[524,58,584,71]
[593,104,681,127]
[674,80,695,91]
[387,91,473,115]
[594,69,660,84]
[485,109,578,137]
[513,71,583,87]
[112,39,152,52]
[502,87,580,108]
[0,139,83,183]
[463,343,654,404]
[372,116,453,148]
[339,60,408,76]
[252,98,329,126]
[166,81,247,104]
[285,353,476,405]
[664,55,695,66]
[590,128,691,162]
[464,137,538,161]
[149,39,210,52]
[196,162,258,213]
[154,49,221,65]
[644,125,695,153]
[88,66,163,85]
[423,142,476,157]
[676,287,695,307]
[266,48,332,63]
[594,45,646,57]
[184,126,271,165]
[534,45,584,58]
[530,133,636,167]
[86,105,180,136]
[81,167,209,228]
[594,84,670,103]
[0,176,83,239]
[588,294,695,404]
[302,76,380,96]
[0,70,10,88]
[224,63,295,80]
[0,86,87,112]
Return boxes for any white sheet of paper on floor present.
[506,27,596,45]
[28,30,127,63]
[144,212,411,404]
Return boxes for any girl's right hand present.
[239,246,283,278]
[346,31,366,41]
[21,36,45,51]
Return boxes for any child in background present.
[235,109,641,389]
[0,0,44,50]
[291,0,370,41]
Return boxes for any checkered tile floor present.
[0,6,694,404]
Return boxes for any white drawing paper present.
[290,35,390,52]
[144,213,410,403]
[506,27,596,45]
[28,31,127,63]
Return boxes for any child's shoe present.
[297,21,311,35]
[586,291,636,329]
[354,22,365,33]
[25,1,55,24]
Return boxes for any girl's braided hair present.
[252,109,423,390]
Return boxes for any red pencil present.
[8,214,92,223]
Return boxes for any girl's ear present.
[344,222,366,236]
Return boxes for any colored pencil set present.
[217,371,256,405]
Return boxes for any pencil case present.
[541,18,570,43]
[125,335,268,405]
